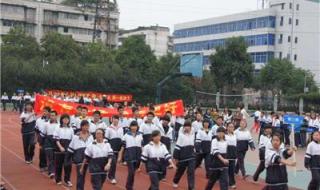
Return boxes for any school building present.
[173,0,320,85]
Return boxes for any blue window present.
[250,51,274,63]
[174,16,276,39]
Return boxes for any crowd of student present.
[16,98,320,190]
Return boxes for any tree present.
[210,37,254,94]
[259,58,317,95]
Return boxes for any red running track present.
[1,111,267,190]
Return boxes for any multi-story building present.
[118,26,171,57]
[173,0,320,85]
[0,0,119,47]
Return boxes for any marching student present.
[11,93,18,111]
[20,102,37,164]
[211,116,224,138]
[235,119,255,179]
[89,111,107,136]
[264,133,296,190]
[253,124,273,182]
[68,120,94,190]
[192,112,203,134]
[1,92,9,111]
[117,121,143,190]
[140,112,158,146]
[82,128,113,190]
[53,114,74,186]
[71,106,83,133]
[158,115,173,153]
[305,131,320,190]
[43,110,60,178]
[309,113,320,133]
[225,122,237,189]
[157,115,174,180]
[35,106,51,172]
[118,106,129,133]
[128,107,143,127]
[205,127,229,190]
[143,105,161,127]
[195,119,212,178]
[105,115,123,184]
[173,121,196,190]
[141,130,176,190]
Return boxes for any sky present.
[116,0,261,33]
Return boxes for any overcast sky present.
[117,0,261,33]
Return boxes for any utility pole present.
[106,0,111,48]
[92,0,99,43]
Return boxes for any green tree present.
[210,37,254,94]
[259,58,317,95]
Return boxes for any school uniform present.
[1,95,9,111]
[226,133,237,186]
[16,96,24,113]
[89,119,107,136]
[305,141,320,190]
[309,119,320,133]
[140,122,158,146]
[195,128,213,178]
[105,124,124,180]
[85,139,113,190]
[234,128,255,176]
[20,112,37,162]
[141,142,172,190]
[211,124,224,139]
[70,115,82,134]
[119,117,129,134]
[205,138,229,190]
[43,121,60,175]
[264,147,293,190]
[53,126,74,183]
[122,132,143,190]
[253,134,271,181]
[68,134,94,190]
[173,132,196,190]
[174,117,185,141]
[11,95,18,111]
[35,116,49,170]
[157,123,173,152]
[191,120,203,134]
[128,117,144,128]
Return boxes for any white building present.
[0,0,119,47]
[173,0,320,85]
[119,26,171,57]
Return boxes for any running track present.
[1,111,271,190]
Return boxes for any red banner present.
[45,90,133,102]
[34,94,184,118]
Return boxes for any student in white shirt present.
[68,120,94,190]
[35,106,51,172]
[89,111,107,136]
[11,93,18,112]
[118,106,129,133]
[54,114,74,186]
[192,113,203,134]
[1,92,9,111]
[128,107,143,127]
[140,112,158,146]
[81,129,113,190]
[20,102,37,164]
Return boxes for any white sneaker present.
[65,181,73,187]
[56,181,62,185]
[173,183,178,188]
[111,179,117,184]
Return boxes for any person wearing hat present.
[253,123,273,182]
[195,119,212,178]
[117,121,143,190]
[205,127,229,190]
[141,130,176,190]
[173,121,196,190]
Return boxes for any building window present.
[281,3,285,10]
[289,18,292,25]
[294,54,297,61]
[289,3,292,9]
[63,27,68,33]
[287,53,291,60]
[279,52,282,59]
[296,19,299,25]
[279,34,283,44]
[280,16,284,26]
[295,37,298,43]
[288,35,291,42]
[296,4,299,10]
[84,15,89,21]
